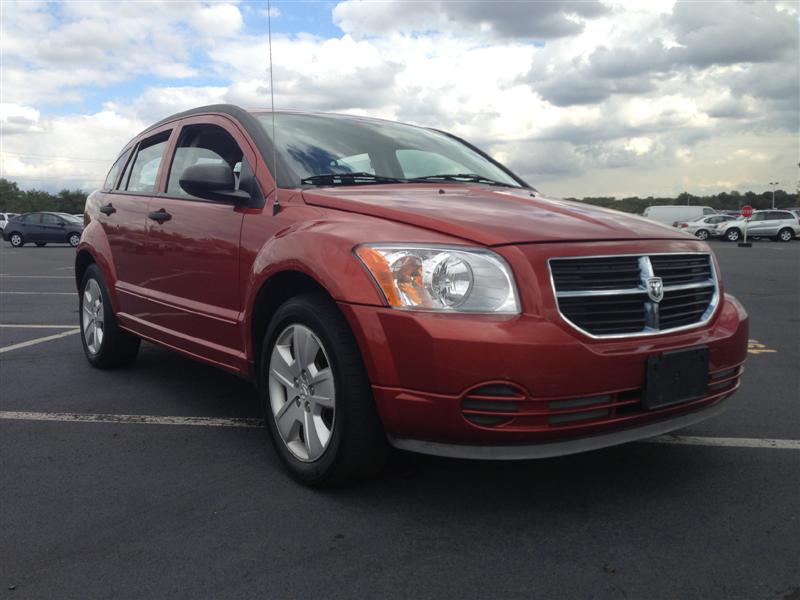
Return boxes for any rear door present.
[40,213,67,242]
[96,126,174,317]
[769,211,793,235]
[137,116,260,366]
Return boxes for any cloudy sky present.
[1,0,798,197]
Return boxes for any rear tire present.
[9,233,23,247]
[725,228,741,242]
[68,232,81,247]
[695,229,709,240]
[260,293,388,487]
[80,264,140,369]
[777,228,794,242]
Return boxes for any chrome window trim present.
[547,252,720,340]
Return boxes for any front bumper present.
[388,399,728,460]
[338,291,748,456]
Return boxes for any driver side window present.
[167,124,244,198]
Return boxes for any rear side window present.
[166,124,244,197]
[123,131,171,193]
[769,211,790,220]
[103,149,131,191]
[41,214,64,226]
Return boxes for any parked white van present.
[643,205,717,226]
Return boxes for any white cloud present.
[0,110,146,190]
[1,0,797,197]
[191,4,243,37]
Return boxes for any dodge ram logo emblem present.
[646,277,664,303]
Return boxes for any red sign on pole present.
[741,205,754,218]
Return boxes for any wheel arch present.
[74,221,120,309]
[249,269,334,376]
[75,249,95,290]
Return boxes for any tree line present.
[1,179,88,214]
[0,177,797,216]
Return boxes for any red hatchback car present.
[77,105,748,485]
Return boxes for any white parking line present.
[0,410,798,451]
[645,435,800,450]
[0,292,74,296]
[0,324,77,329]
[0,275,74,279]
[0,411,264,428]
[0,329,80,353]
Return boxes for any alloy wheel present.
[69,233,81,247]
[10,234,22,247]
[696,230,709,240]
[268,324,336,462]
[779,229,793,242]
[726,229,740,241]
[82,279,105,354]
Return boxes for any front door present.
[746,212,770,237]
[139,117,259,368]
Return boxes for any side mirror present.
[179,163,250,203]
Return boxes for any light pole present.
[769,181,779,209]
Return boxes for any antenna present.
[267,0,280,215]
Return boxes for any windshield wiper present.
[406,173,520,188]
[301,172,405,186]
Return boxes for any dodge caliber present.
[76,105,749,486]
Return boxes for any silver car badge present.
[646,277,664,303]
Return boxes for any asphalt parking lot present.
[1,239,798,599]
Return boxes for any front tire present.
[80,264,140,369]
[725,228,741,242]
[695,229,709,240]
[777,228,794,242]
[260,294,387,486]
[9,233,23,247]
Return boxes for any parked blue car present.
[3,212,84,247]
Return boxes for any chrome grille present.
[549,253,718,338]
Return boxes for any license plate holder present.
[643,347,709,410]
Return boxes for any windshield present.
[254,113,524,189]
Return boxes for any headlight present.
[355,244,520,314]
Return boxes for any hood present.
[301,185,688,246]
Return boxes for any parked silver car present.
[0,212,18,231]
[677,214,737,240]
[716,210,800,242]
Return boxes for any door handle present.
[148,210,172,223]
[99,204,116,215]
